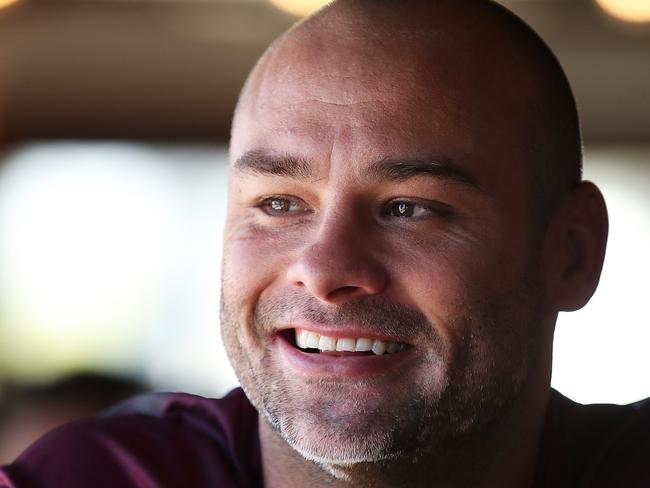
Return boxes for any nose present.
[286,213,388,304]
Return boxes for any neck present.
[260,383,551,488]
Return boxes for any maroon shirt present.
[0,389,263,488]
[1,388,649,487]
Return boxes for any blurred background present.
[0,0,649,463]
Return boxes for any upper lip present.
[275,323,414,345]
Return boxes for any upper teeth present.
[294,328,407,355]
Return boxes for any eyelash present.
[255,196,451,220]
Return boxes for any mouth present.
[276,327,418,378]
[283,328,412,356]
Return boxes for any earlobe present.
[545,181,609,312]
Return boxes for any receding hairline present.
[232,0,583,228]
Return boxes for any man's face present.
[222,22,551,464]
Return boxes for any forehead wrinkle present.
[261,70,403,112]
[282,98,390,110]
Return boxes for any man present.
[1,0,648,487]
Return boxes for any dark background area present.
[0,0,648,144]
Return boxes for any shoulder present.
[578,396,650,487]
[539,389,650,488]
[0,388,262,488]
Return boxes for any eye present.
[385,200,433,218]
[258,196,308,216]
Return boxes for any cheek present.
[389,240,498,342]
[222,230,297,298]
[223,213,316,289]
[221,228,301,347]
[393,237,492,299]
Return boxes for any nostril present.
[326,286,364,302]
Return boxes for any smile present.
[294,328,409,355]
[275,327,417,378]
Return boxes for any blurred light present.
[268,0,331,17]
[0,144,178,380]
[0,0,19,10]
[596,0,650,23]
[0,142,236,397]
[552,145,650,404]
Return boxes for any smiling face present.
[222,2,560,466]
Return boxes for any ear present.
[543,181,609,312]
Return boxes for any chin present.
[258,379,437,466]
[275,414,401,466]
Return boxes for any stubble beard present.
[220,271,545,470]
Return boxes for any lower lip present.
[275,333,419,378]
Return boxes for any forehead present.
[231,20,533,195]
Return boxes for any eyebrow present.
[233,151,314,179]
[233,150,479,190]
[366,158,480,190]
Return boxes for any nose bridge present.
[304,203,368,276]
[317,203,362,254]
[286,201,388,303]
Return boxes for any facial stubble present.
[220,271,545,468]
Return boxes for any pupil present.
[395,202,412,217]
[271,199,288,211]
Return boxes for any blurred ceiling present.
[0,0,648,143]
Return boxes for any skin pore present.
[221,1,608,487]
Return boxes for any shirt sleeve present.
[0,413,243,488]
[0,417,163,488]
[0,389,262,488]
